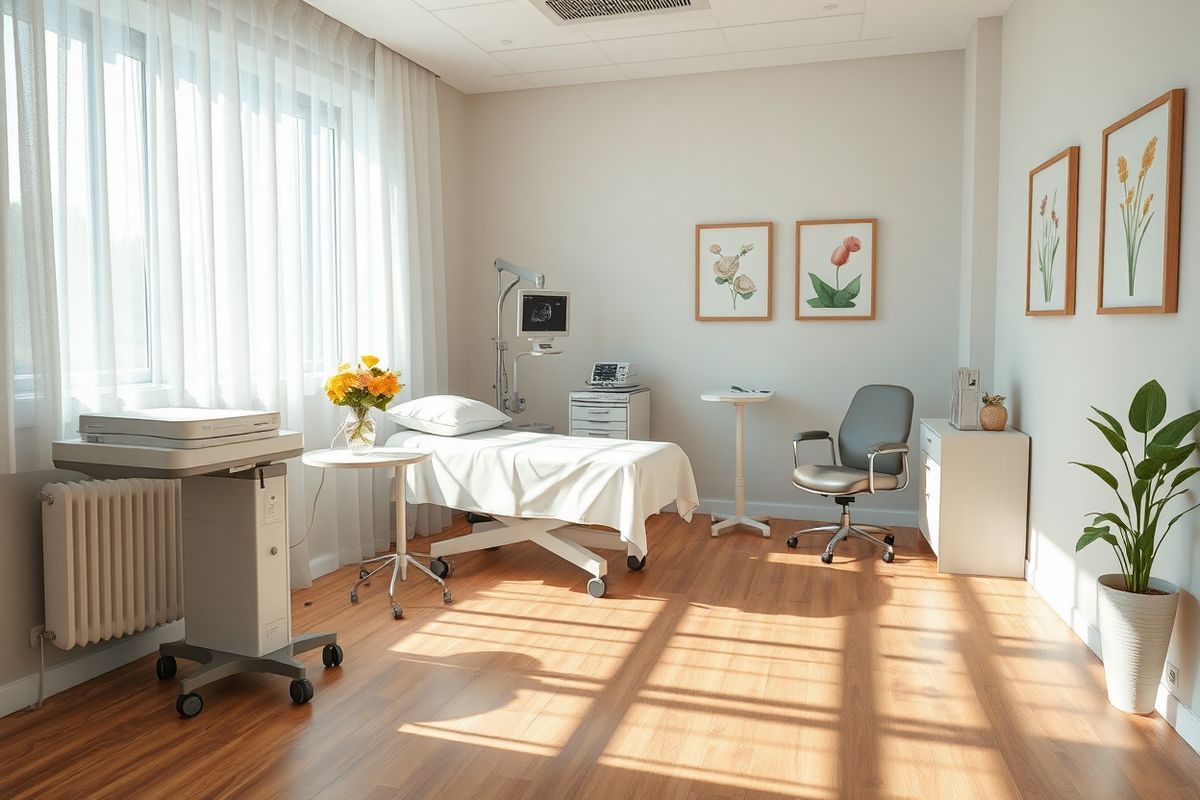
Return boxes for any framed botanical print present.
[795,218,876,320]
[1098,88,1185,314]
[695,222,773,321]
[1026,146,1079,316]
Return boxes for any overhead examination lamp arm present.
[495,258,545,288]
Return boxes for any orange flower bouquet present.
[324,355,404,453]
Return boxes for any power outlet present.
[29,624,45,648]
[1166,661,1180,694]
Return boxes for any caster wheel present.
[349,589,359,604]
[882,550,895,564]
[322,643,344,668]
[884,534,895,546]
[627,555,646,571]
[289,679,314,705]
[820,552,834,565]
[442,589,453,604]
[176,692,203,718]
[358,567,369,580]
[155,655,177,681]
[430,557,452,579]
[786,536,799,549]
[392,604,404,620]
[587,577,607,598]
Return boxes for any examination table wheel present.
[587,577,607,598]
[820,552,834,565]
[176,692,203,718]
[289,679,314,705]
[884,534,895,546]
[392,603,404,620]
[430,557,452,579]
[785,536,799,549]
[322,643,344,668]
[155,655,177,681]
[882,550,895,564]
[627,555,646,571]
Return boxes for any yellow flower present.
[361,355,380,369]
[336,362,351,372]
[1117,155,1128,184]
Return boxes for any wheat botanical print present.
[710,243,757,309]
[1115,136,1158,295]
[1035,191,1062,302]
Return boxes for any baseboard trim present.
[699,498,917,528]
[0,620,185,719]
[309,553,341,580]
[1024,557,1199,756]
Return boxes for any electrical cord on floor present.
[290,429,343,551]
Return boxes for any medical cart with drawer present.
[569,388,650,440]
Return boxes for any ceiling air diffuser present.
[532,0,710,25]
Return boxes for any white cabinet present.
[569,389,650,440]
[917,418,1029,577]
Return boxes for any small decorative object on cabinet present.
[1072,379,1199,713]
[980,393,1008,431]
[918,419,1030,577]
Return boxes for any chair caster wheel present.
[884,534,895,546]
[176,692,203,718]
[349,589,359,604]
[322,643,344,668]
[786,536,799,549]
[820,552,834,565]
[587,577,607,598]
[289,679,314,705]
[882,550,895,563]
[430,557,452,579]
[443,589,453,604]
[392,604,404,620]
[627,555,646,571]
[155,655,177,680]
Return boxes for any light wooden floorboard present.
[1,514,1198,799]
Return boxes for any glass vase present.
[343,406,377,454]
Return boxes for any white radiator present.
[40,479,184,650]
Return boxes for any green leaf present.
[1092,406,1127,440]
[1133,479,1150,507]
[1166,501,1200,532]
[809,273,836,306]
[714,276,728,285]
[833,289,852,307]
[1162,444,1196,473]
[1091,512,1131,532]
[1071,461,1119,491]
[738,291,755,300]
[806,297,825,308]
[1147,442,1194,470]
[1171,466,1200,490]
[1088,417,1128,455]
[1076,526,1117,552]
[843,274,863,300]
[1128,380,1168,434]
[1134,458,1164,480]
[1151,410,1200,447]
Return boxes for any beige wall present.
[994,0,1200,714]
[451,52,966,522]
[437,81,473,397]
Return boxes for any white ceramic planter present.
[1096,574,1180,714]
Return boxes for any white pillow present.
[385,395,510,437]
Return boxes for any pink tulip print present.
[808,235,863,308]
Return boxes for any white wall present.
[994,0,1200,719]
[437,81,473,397]
[452,52,965,523]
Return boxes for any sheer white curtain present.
[1,0,448,586]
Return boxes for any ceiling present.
[306,0,1012,94]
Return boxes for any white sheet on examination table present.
[387,428,699,558]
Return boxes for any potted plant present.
[980,393,1008,431]
[1073,379,1200,713]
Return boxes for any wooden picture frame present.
[1026,146,1079,316]
[695,222,773,321]
[1097,88,1185,314]
[795,218,877,321]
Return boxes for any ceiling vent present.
[532,0,710,25]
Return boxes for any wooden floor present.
[2,515,1199,800]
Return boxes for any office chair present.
[785,384,913,564]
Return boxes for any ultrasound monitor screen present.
[517,291,569,337]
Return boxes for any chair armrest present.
[792,430,836,467]
[866,442,910,493]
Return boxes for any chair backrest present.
[838,385,914,474]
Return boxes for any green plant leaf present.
[1088,417,1128,455]
[843,274,862,299]
[1071,461,1118,491]
[738,291,755,300]
[1150,410,1200,447]
[806,297,825,307]
[833,289,852,307]
[714,276,728,285]
[1171,466,1200,490]
[1133,479,1150,507]
[1091,512,1131,532]
[1091,406,1127,440]
[1162,444,1196,473]
[1166,501,1200,533]
[1128,380,1168,433]
[1076,526,1117,552]
[1134,458,1164,480]
[1148,442,1194,468]
[809,273,835,306]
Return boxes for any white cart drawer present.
[919,450,941,555]
[571,404,628,423]
[919,423,941,463]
